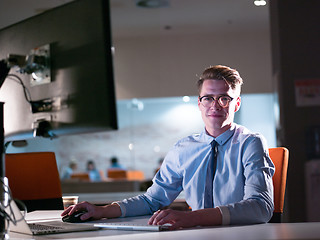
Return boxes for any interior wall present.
[113,30,273,99]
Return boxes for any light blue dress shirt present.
[117,123,275,225]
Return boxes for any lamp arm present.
[0,60,10,89]
[0,59,9,237]
[0,59,10,179]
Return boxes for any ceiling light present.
[182,96,190,102]
[136,0,169,8]
[254,0,266,6]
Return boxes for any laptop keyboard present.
[28,223,63,231]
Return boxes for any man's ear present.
[234,96,241,112]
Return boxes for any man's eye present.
[220,97,229,101]
[203,97,212,101]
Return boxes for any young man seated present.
[62,65,275,230]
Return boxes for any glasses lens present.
[218,96,231,107]
[200,96,213,107]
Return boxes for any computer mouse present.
[62,211,89,223]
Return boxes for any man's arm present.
[226,135,275,224]
[118,148,184,217]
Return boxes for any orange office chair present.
[70,173,90,181]
[5,152,63,212]
[127,170,145,180]
[268,147,289,223]
[107,169,127,179]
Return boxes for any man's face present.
[198,79,241,137]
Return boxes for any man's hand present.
[148,209,195,230]
[61,201,121,221]
[148,208,222,230]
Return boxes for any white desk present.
[8,211,320,240]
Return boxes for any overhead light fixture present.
[128,98,144,111]
[136,0,169,8]
[182,96,190,103]
[254,0,266,6]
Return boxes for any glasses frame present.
[199,95,234,108]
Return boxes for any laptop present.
[6,200,100,235]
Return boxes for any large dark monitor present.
[0,0,117,142]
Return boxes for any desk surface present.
[9,211,320,240]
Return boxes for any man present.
[86,160,101,182]
[62,65,275,229]
[61,160,77,180]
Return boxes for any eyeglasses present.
[199,95,234,108]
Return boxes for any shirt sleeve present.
[117,148,183,217]
[218,206,231,225]
[227,135,275,224]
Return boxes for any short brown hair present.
[197,65,243,95]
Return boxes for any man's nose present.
[210,99,221,109]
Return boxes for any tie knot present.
[211,140,217,148]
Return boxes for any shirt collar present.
[200,123,236,146]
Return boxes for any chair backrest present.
[127,170,145,180]
[5,152,63,212]
[70,173,90,181]
[107,169,127,179]
[269,147,289,222]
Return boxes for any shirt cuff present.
[217,206,230,225]
[112,201,126,217]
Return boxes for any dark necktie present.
[204,140,217,208]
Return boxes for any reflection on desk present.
[8,210,320,240]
